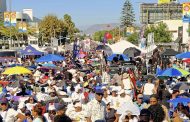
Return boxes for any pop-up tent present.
[109,40,146,54]
[20,45,44,56]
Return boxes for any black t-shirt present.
[54,115,72,122]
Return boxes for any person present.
[105,101,118,122]
[31,104,47,122]
[85,89,106,122]
[148,94,166,122]
[139,109,152,122]
[157,83,171,109]
[68,102,86,122]
[141,78,154,103]
[134,94,147,111]
[135,77,144,95]
[121,73,134,98]
[54,103,72,122]
[0,97,26,122]
[102,87,111,104]
[44,103,56,122]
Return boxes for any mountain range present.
[79,23,120,35]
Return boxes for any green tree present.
[127,32,139,45]
[39,15,63,43]
[62,14,79,42]
[121,0,135,35]
[144,23,172,43]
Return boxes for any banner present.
[18,22,23,32]
[182,3,190,22]
[4,12,10,27]
[158,0,170,4]
[10,12,16,26]
[22,22,27,32]
[18,22,27,32]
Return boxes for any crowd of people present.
[0,50,189,122]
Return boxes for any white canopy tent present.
[110,40,157,54]
[109,40,146,54]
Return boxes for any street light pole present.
[9,0,12,49]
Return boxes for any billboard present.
[158,0,170,4]
[10,12,16,26]
[4,12,10,27]
[182,3,190,22]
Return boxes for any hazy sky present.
[9,0,189,27]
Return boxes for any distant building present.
[154,20,183,41]
[0,0,6,21]
[140,3,182,24]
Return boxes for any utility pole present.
[9,0,12,49]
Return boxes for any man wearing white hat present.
[71,86,84,102]
[118,89,132,108]
[17,102,27,114]
[68,102,86,122]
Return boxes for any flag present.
[73,40,79,60]
[104,32,112,40]
[4,12,11,27]
[10,12,16,26]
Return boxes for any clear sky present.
[9,0,189,27]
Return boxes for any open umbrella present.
[158,68,182,77]
[42,63,57,68]
[171,82,189,91]
[2,66,32,75]
[182,58,190,63]
[168,97,190,103]
[96,45,113,56]
[174,67,190,76]
[175,52,190,59]
[123,47,141,57]
[36,54,65,63]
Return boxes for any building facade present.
[0,0,6,21]
[140,3,182,24]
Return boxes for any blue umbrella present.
[42,63,56,68]
[36,54,65,63]
[107,54,129,61]
[158,68,182,77]
[175,52,190,59]
[168,98,190,103]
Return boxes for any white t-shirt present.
[143,83,154,95]
[123,78,132,90]
[0,108,19,122]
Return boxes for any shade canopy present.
[96,44,113,56]
[123,47,141,57]
[2,66,32,75]
[161,49,180,57]
[107,54,129,61]
[20,45,43,56]
[175,52,190,59]
[36,54,65,63]
[109,40,146,54]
